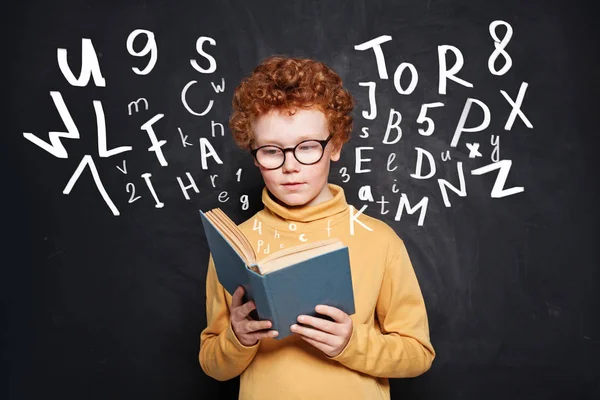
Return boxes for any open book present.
[200,208,355,339]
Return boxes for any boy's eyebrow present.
[257,134,324,146]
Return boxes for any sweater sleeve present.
[198,254,260,381]
[328,236,435,378]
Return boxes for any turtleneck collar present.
[261,183,349,223]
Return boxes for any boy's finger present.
[297,315,335,334]
[253,330,279,341]
[239,300,256,318]
[231,286,244,308]
[245,319,272,333]
[315,304,348,323]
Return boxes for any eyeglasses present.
[250,135,333,170]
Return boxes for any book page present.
[211,208,256,264]
[258,238,341,265]
[205,209,255,264]
[257,240,345,275]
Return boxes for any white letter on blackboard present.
[394,194,428,226]
[451,98,491,147]
[354,35,392,79]
[438,45,473,95]
[437,162,467,207]
[471,160,524,197]
[501,82,533,131]
[141,114,168,166]
[191,36,217,73]
[393,63,418,94]
[199,138,223,170]
[358,82,377,120]
[411,147,436,179]
[58,38,106,87]
[176,172,200,200]
[23,91,79,159]
[355,147,373,173]
[63,155,119,215]
[382,108,402,144]
[126,30,158,75]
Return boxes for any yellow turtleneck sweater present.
[199,184,435,400]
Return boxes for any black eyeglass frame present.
[250,134,333,170]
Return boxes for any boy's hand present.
[229,286,279,346]
[291,305,353,357]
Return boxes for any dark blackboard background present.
[4,0,599,399]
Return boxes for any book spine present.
[246,267,279,332]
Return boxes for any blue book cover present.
[199,209,355,340]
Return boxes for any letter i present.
[141,173,164,208]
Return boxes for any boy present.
[199,56,435,399]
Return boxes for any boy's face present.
[251,108,341,207]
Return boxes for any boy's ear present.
[330,142,342,162]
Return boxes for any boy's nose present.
[281,150,301,173]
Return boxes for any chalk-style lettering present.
[393,62,418,94]
[349,205,373,235]
[218,191,229,202]
[438,45,473,95]
[466,143,482,158]
[140,114,168,166]
[58,38,106,87]
[96,101,132,158]
[253,218,262,235]
[437,162,466,207]
[411,147,436,179]
[236,168,242,182]
[441,150,451,162]
[501,82,533,130]
[360,127,369,138]
[240,195,249,210]
[488,21,513,76]
[181,80,213,116]
[126,182,141,203]
[126,30,157,75]
[178,127,192,147]
[392,179,399,194]
[387,153,397,172]
[471,160,524,197]
[116,160,127,174]
[299,234,308,242]
[339,167,350,183]
[211,78,225,93]
[358,82,377,119]
[354,35,392,79]
[23,91,79,159]
[382,108,402,144]
[176,172,200,200]
[127,98,149,115]
[191,36,217,73]
[451,98,491,147]
[288,223,297,231]
[394,193,428,226]
[417,102,444,136]
[355,147,373,173]
[199,138,223,170]
[211,120,224,137]
[358,185,374,202]
[63,155,119,215]
[491,135,500,162]
[377,196,389,215]
[141,172,164,208]
[209,174,218,188]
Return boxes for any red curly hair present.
[229,55,355,152]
